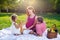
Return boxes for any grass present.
[0,12,60,33]
[0,13,26,29]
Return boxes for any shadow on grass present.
[0,12,60,21]
[0,13,12,17]
[37,13,60,21]
[0,13,26,17]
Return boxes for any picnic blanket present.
[0,28,60,40]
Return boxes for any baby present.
[10,14,23,35]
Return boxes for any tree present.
[0,0,19,12]
[56,0,60,13]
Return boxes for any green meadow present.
[0,13,60,33]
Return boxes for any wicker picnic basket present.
[47,24,58,39]
[47,30,57,39]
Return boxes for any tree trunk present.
[6,8,8,13]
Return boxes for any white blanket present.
[0,28,60,40]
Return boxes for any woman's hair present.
[37,16,43,23]
[26,6,35,15]
[11,14,17,21]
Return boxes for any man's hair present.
[37,16,43,23]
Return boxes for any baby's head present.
[26,6,35,16]
[11,14,17,22]
[37,16,43,23]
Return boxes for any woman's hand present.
[27,26,33,30]
[27,27,31,30]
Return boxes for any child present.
[26,6,37,32]
[47,24,58,39]
[36,16,46,36]
[10,14,23,35]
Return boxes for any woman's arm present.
[25,15,28,24]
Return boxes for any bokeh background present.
[0,0,60,33]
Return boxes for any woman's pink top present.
[36,22,46,35]
[26,16,35,30]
